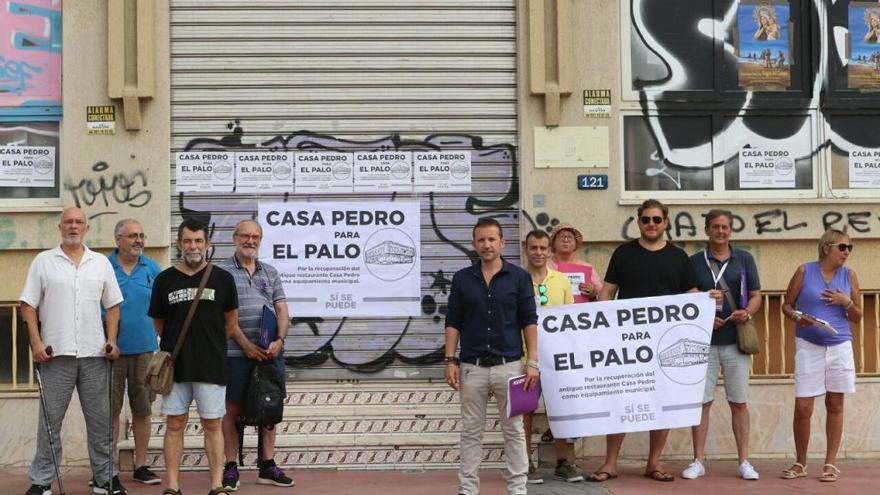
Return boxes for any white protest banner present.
[739,148,796,188]
[538,293,715,438]
[413,150,471,192]
[235,151,293,193]
[849,148,880,188]
[293,151,354,194]
[353,151,413,193]
[175,151,234,193]
[0,146,55,188]
[258,201,421,317]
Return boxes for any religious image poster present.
[737,1,792,91]
[848,3,880,89]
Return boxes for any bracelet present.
[526,359,539,368]
[845,300,854,310]
[444,356,460,365]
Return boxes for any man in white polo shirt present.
[20,207,125,495]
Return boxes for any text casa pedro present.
[264,208,406,259]
[543,302,702,370]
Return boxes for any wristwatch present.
[444,356,460,365]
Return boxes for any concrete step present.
[118,380,530,471]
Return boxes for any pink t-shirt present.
[547,257,603,299]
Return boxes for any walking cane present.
[35,346,65,495]
[106,344,114,494]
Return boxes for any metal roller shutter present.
[170,0,519,381]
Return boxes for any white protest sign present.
[235,151,293,193]
[538,293,715,438]
[849,148,880,188]
[413,150,471,192]
[293,151,354,194]
[0,146,55,188]
[175,151,235,193]
[353,151,413,193]
[258,201,421,317]
[739,148,796,188]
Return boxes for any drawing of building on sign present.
[659,338,709,367]
[365,240,415,265]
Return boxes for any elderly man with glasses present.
[108,219,163,486]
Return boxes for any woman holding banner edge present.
[781,229,862,483]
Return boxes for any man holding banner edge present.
[588,199,719,483]
[444,217,538,495]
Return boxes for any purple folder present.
[506,374,541,418]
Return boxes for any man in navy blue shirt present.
[444,218,538,495]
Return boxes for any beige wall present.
[0,1,172,301]
[516,1,880,292]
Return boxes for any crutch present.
[106,344,114,494]
[35,345,65,495]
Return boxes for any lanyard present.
[704,250,730,289]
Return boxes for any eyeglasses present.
[236,233,262,241]
[640,215,664,225]
[827,242,854,252]
[537,284,548,305]
[118,233,146,240]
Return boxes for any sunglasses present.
[640,215,664,225]
[827,242,854,252]
[537,284,548,305]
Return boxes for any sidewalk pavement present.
[5,459,875,495]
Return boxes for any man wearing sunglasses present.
[590,199,705,483]
[445,217,538,495]
[521,230,580,484]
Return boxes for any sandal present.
[162,489,182,495]
[644,470,674,482]
[586,471,617,482]
[819,464,840,482]
[781,462,807,479]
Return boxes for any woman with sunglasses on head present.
[547,222,602,301]
[781,229,862,483]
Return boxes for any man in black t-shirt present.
[588,199,710,484]
[149,219,239,495]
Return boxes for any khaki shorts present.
[112,352,156,418]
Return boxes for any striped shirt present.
[216,255,286,357]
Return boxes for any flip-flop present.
[781,462,808,479]
[586,471,618,482]
[819,464,840,482]
[644,470,674,482]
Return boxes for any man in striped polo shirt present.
[217,219,293,491]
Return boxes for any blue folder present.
[259,304,278,349]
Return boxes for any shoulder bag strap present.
[708,259,739,310]
[170,263,213,361]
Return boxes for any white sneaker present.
[681,459,706,479]
[738,460,760,480]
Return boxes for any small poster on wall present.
[739,148,796,188]
[848,3,880,89]
[293,151,354,194]
[175,151,235,193]
[413,150,471,192]
[0,146,55,188]
[736,1,792,91]
[353,151,413,193]
[849,148,880,188]
[235,151,294,194]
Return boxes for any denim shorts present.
[161,382,226,419]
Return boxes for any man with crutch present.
[20,207,125,495]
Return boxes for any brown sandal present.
[644,470,674,482]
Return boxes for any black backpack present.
[237,359,285,466]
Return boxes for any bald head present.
[59,207,88,247]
